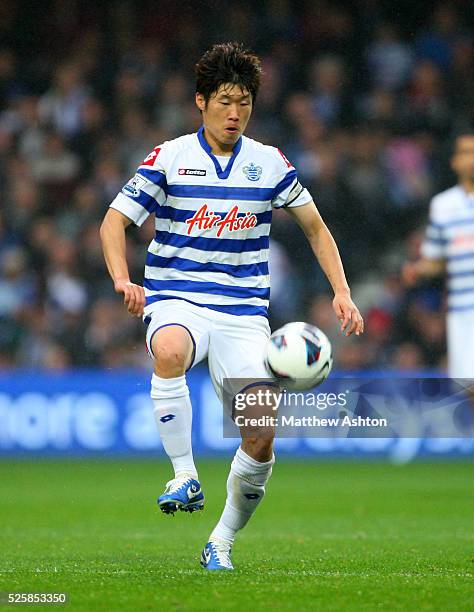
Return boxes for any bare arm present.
[285,202,364,336]
[402,257,445,286]
[99,208,145,317]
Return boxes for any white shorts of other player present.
[447,310,474,378]
[145,299,272,400]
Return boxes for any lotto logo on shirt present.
[178,168,207,176]
[185,204,257,237]
[141,146,161,166]
[277,148,293,168]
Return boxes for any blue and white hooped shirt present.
[421,185,474,314]
[109,127,312,318]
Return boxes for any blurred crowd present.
[0,0,473,371]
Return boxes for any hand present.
[333,291,364,337]
[401,262,419,287]
[114,279,145,317]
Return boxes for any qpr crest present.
[243,162,262,181]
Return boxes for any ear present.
[195,93,206,112]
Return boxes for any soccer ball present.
[265,322,333,391]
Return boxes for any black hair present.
[195,42,262,104]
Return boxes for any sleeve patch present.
[284,181,304,207]
[122,174,148,198]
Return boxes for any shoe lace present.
[164,476,192,494]
[212,540,233,568]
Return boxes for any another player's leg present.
[201,385,276,571]
[447,311,474,414]
[150,325,204,515]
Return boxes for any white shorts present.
[144,299,272,401]
[447,310,474,378]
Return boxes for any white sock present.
[151,373,198,479]
[210,446,275,544]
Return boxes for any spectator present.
[366,23,414,91]
[38,62,90,137]
[0,2,471,370]
[308,55,350,127]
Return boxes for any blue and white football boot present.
[157,475,204,515]
[200,539,234,571]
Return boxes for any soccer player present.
[100,43,364,571]
[403,134,474,378]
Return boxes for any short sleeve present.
[420,200,447,260]
[271,149,312,209]
[109,145,168,227]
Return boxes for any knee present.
[152,327,193,378]
[154,342,189,377]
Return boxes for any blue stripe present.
[272,170,297,199]
[425,236,447,245]
[448,286,474,295]
[145,294,268,317]
[144,278,270,300]
[125,190,158,213]
[122,169,166,212]
[155,231,269,253]
[156,205,272,225]
[146,252,269,278]
[447,252,474,261]
[136,168,168,190]
[448,269,474,278]
[167,184,274,201]
[433,218,474,230]
[448,302,474,313]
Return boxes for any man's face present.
[451,136,474,182]
[196,83,253,149]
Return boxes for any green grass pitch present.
[0,459,472,611]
